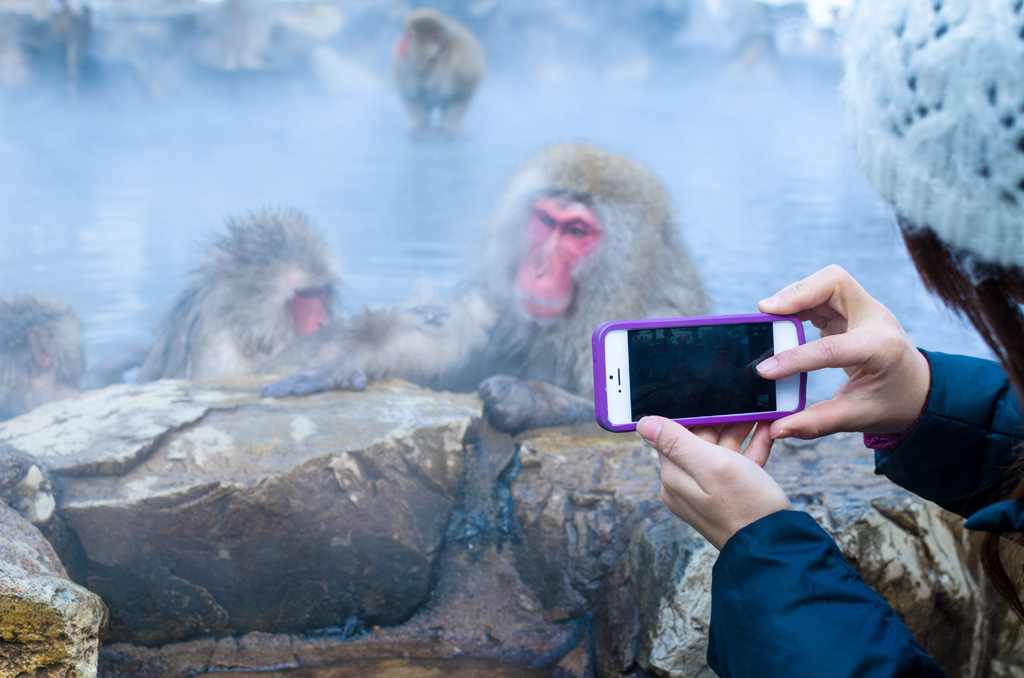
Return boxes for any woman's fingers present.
[741,422,774,467]
[766,396,873,440]
[757,331,878,380]
[642,416,792,550]
[639,416,703,472]
[658,454,705,498]
[717,421,756,452]
[691,426,723,445]
[758,264,869,319]
[641,417,765,478]
[688,423,755,451]
[640,417,730,488]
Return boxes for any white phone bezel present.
[602,320,801,427]
[603,329,632,426]
[772,320,801,412]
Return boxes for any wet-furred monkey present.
[393,8,485,135]
[0,294,83,421]
[138,208,338,382]
[264,144,710,433]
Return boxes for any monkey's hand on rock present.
[479,375,594,434]
[261,363,367,398]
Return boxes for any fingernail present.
[757,357,778,376]
[771,429,792,440]
[759,295,780,308]
[637,417,661,445]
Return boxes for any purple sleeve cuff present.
[862,405,925,452]
[863,352,931,453]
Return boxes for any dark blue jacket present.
[706,351,1024,677]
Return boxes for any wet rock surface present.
[1,378,480,646]
[244,657,556,677]
[101,648,558,678]
[0,499,107,678]
[94,424,590,678]
[0,443,57,525]
[596,514,715,678]
[509,425,665,621]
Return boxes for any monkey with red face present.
[138,208,339,382]
[263,144,709,433]
[393,8,485,135]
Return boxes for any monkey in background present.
[264,144,710,433]
[0,294,83,421]
[393,8,485,135]
[138,208,338,382]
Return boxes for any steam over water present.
[0,62,991,402]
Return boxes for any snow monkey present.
[263,144,710,433]
[0,294,83,421]
[393,8,485,135]
[138,208,338,382]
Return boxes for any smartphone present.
[592,314,806,432]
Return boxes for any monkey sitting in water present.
[264,144,710,433]
[138,208,341,382]
[393,8,486,135]
[0,294,83,421]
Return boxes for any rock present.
[595,514,716,678]
[0,443,89,585]
[4,377,480,646]
[0,500,107,678]
[0,443,56,525]
[989,608,1024,678]
[594,433,991,678]
[0,380,214,477]
[509,424,665,621]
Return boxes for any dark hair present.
[900,218,1024,622]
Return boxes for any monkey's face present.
[398,18,443,63]
[290,287,330,337]
[276,268,332,338]
[516,197,602,319]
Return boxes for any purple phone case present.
[591,313,807,432]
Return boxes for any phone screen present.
[627,322,776,421]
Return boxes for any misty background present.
[0,0,990,401]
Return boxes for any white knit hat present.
[842,0,1024,268]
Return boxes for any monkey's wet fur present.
[263,143,709,434]
[139,207,338,382]
[393,8,486,136]
[0,293,82,421]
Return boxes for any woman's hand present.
[638,416,791,550]
[757,265,931,439]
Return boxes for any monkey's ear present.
[26,327,54,369]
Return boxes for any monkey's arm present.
[259,321,369,397]
[261,292,496,398]
[260,359,368,398]
[478,375,594,434]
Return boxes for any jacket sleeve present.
[707,511,947,678]
[874,351,1024,517]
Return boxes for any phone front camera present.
[609,375,614,379]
